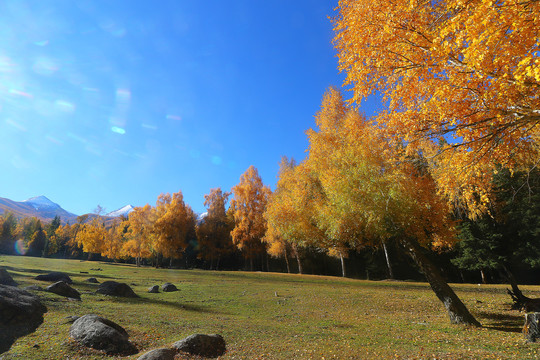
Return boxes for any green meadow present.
[1,254,539,359]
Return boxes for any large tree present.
[333,0,540,217]
[305,88,480,326]
[124,204,155,266]
[230,165,272,271]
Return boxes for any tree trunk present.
[294,247,303,275]
[250,256,254,272]
[480,269,487,284]
[401,237,481,326]
[340,253,347,278]
[503,265,540,312]
[266,253,270,273]
[216,256,221,271]
[284,249,291,274]
[383,242,394,279]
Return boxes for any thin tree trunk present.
[216,256,221,271]
[250,256,254,272]
[284,249,291,274]
[266,253,270,272]
[340,253,347,278]
[401,237,481,326]
[480,269,487,284]
[383,242,394,279]
[293,245,303,274]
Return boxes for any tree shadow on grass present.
[1,265,118,281]
[477,310,523,333]
[90,293,227,315]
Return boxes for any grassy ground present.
[1,255,539,359]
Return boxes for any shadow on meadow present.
[477,310,524,333]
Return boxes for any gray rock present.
[69,314,136,355]
[96,281,137,298]
[172,334,226,358]
[85,277,99,284]
[161,283,177,292]
[148,285,159,293]
[35,272,72,284]
[137,348,176,360]
[65,315,80,324]
[46,281,81,300]
[0,285,47,354]
[0,269,17,286]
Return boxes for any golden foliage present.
[230,166,271,261]
[306,88,457,249]
[333,0,540,217]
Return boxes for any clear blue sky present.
[0,1,380,216]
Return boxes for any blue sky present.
[0,1,380,216]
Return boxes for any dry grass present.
[1,254,540,359]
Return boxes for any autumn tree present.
[124,204,155,266]
[0,212,18,254]
[153,191,194,267]
[27,220,47,257]
[264,157,325,274]
[101,220,128,261]
[305,88,480,326]
[333,0,540,217]
[76,218,107,259]
[230,165,272,271]
[196,188,234,270]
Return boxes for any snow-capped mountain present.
[106,205,134,218]
[0,195,78,223]
[23,195,62,210]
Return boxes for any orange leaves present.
[153,191,195,259]
[230,166,271,260]
[334,0,540,215]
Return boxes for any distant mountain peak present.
[23,195,61,210]
[106,205,134,218]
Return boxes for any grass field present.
[1,254,539,359]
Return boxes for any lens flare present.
[14,239,27,255]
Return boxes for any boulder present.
[69,314,136,354]
[85,277,99,284]
[161,283,178,292]
[137,348,176,360]
[35,272,72,284]
[172,334,226,358]
[46,281,81,300]
[148,285,159,293]
[0,285,47,354]
[97,281,137,298]
[0,269,17,286]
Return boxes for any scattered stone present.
[161,283,178,292]
[148,285,159,293]
[97,281,137,298]
[0,285,47,354]
[172,334,226,358]
[46,281,81,300]
[69,314,137,355]
[90,268,102,271]
[80,271,89,274]
[137,348,176,360]
[35,272,72,284]
[85,277,99,284]
[23,285,43,292]
[0,269,17,286]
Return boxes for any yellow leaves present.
[230,166,271,259]
[334,0,540,217]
